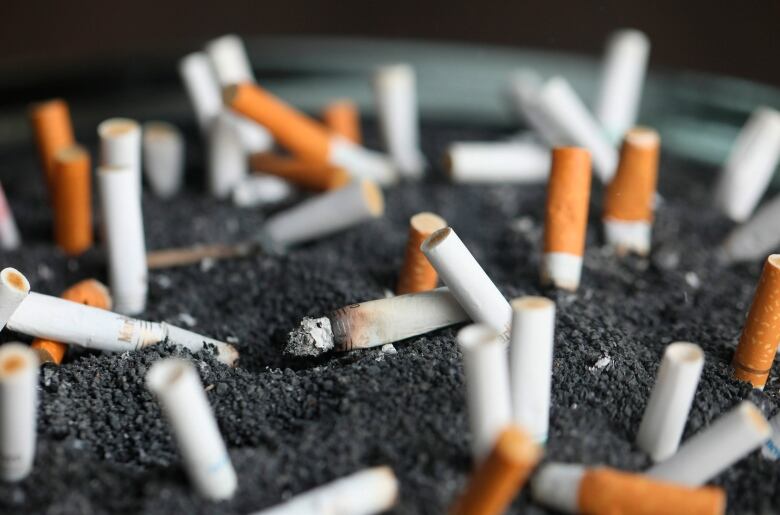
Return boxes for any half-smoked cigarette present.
[52,146,93,255]
[396,212,447,295]
[204,33,255,86]
[444,140,550,183]
[179,52,223,135]
[721,192,780,263]
[603,127,659,255]
[0,182,21,250]
[0,268,29,330]
[98,118,142,192]
[146,358,237,500]
[322,99,362,144]
[0,343,39,482]
[232,175,292,208]
[646,401,770,486]
[249,152,351,191]
[143,121,185,198]
[208,111,248,199]
[29,99,75,194]
[285,287,468,357]
[542,147,592,291]
[636,342,704,462]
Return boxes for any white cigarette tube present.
[647,401,771,486]
[458,324,512,462]
[98,118,142,191]
[328,137,398,186]
[508,70,564,145]
[374,64,425,179]
[0,183,21,250]
[98,164,148,315]
[714,107,780,222]
[204,33,256,86]
[761,411,780,460]
[208,112,248,199]
[179,52,222,135]
[595,29,651,144]
[146,358,237,500]
[250,466,399,515]
[143,121,184,199]
[636,342,704,462]
[509,296,555,444]
[232,174,292,208]
[421,227,512,335]
[0,343,39,482]
[0,268,29,330]
[722,192,780,263]
[445,140,550,183]
[285,287,469,356]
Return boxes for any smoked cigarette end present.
[510,296,554,311]
[30,341,65,365]
[397,212,447,295]
[53,144,93,256]
[1,268,30,294]
[98,118,140,138]
[63,279,113,311]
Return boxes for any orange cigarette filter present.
[603,127,660,222]
[249,152,351,191]
[31,279,112,364]
[322,99,362,144]
[732,254,780,388]
[52,146,93,255]
[543,147,592,255]
[450,426,542,515]
[396,212,447,295]
[29,99,75,195]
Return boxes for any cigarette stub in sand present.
[29,99,75,195]
[52,145,93,256]
[143,121,184,199]
[232,175,292,208]
[251,466,398,515]
[179,52,223,135]
[0,268,30,330]
[444,140,550,183]
[532,463,726,515]
[208,111,248,199]
[646,401,770,486]
[508,70,564,146]
[0,343,39,482]
[286,287,468,357]
[721,192,780,263]
[603,127,659,256]
[636,342,704,462]
[541,147,592,291]
[732,254,780,388]
[0,182,21,250]
[146,358,237,500]
[396,212,447,295]
[450,425,541,515]
[98,118,142,192]
[249,152,351,191]
[322,99,362,144]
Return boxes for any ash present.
[285,316,334,357]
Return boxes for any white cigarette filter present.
[98,164,148,315]
[146,358,237,500]
[204,34,255,86]
[0,183,21,250]
[0,268,30,330]
[232,174,292,208]
[595,29,651,144]
[508,70,565,145]
[0,343,39,482]
[257,180,384,253]
[509,296,555,444]
[761,411,780,460]
[208,111,248,199]
[250,466,399,515]
[285,287,469,356]
[647,401,770,486]
[636,342,704,462]
[714,107,780,222]
[373,64,425,178]
[421,227,512,336]
[98,118,142,191]
[179,52,222,135]
[445,140,550,183]
[142,121,185,199]
[722,192,780,263]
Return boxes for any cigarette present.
[322,99,362,144]
[204,34,255,86]
[142,121,184,199]
[444,140,550,183]
[541,147,592,291]
[232,175,292,208]
[761,411,780,460]
[208,111,248,199]
[146,358,237,500]
[373,64,426,178]
[179,52,222,135]
[509,296,555,444]
[52,145,93,256]
[249,152,351,191]
[98,118,142,192]
[532,463,726,514]
[0,182,21,250]
[508,70,564,146]
[30,279,112,365]
[721,192,780,263]
[396,212,447,295]
[603,127,660,255]
[0,268,30,330]
[636,342,704,462]
[286,287,468,357]
[595,29,651,144]
[29,99,75,195]
[223,83,397,185]
[732,254,780,388]
[250,466,398,515]
[646,401,770,486]
[146,242,256,269]
[0,343,39,482]
[421,227,512,335]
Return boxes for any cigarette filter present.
[251,466,398,515]
[205,34,255,86]
[249,152,351,191]
[232,174,292,208]
[722,192,780,263]
[646,401,770,486]
[29,99,74,194]
[532,463,725,515]
[142,121,184,198]
[0,343,39,482]
[444,140,550,183]
[0,182,21,250]
[52,146,93,255]
[179,52,223,135]
[450,425,541,515]
[146,358,237,499]
[322,99,362,144]
[714,107,780,222]
[98,118,142,192]
[595,29,651,144]
[286,287,468,357]
[508,70,564,145]
[732,254,780,388]
[421,227,512,335]
[509,296,555,444]
[636,342,704,462]
[396,212,447,295]
[542,147,592,291]
[208,111,248,199]
[458,324,512,461]
[0,268,30,330]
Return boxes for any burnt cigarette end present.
[285,316,334,357]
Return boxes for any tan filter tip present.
[544,147,592,255]
[396,212,448,295]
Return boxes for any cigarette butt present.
[322,99,362,144]
[232,175,292,208]
[444,140,550,184]
[179,52,222,135]
[732,254,780,388]
[0,268,30,330]
[29,99,75,195]
[396,212,447,295]
[0,343,39,482]
[143,121,185,199]
[721,192,780,263]
[98,118,142,192]
[249,152,351,191]
[0,182,21,250]
[208,111,248,199]
[146,242,256,269]
[205,34,256,86]
[52,145,93,256]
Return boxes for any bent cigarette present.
[146,242,257,269]
[285,287,468,357]
[232,175,292,208]
[0,182,21,250]
[179,52,222,135]
[444,140,550,183]
[249,152,351,191]
[52,146,93,256]
[396,212,447,295]
[29,99,75,194]
[322,99,362,144]
[721,193,780,263]
[0,343,39,482]
[508,70,564,145]
[0,268,30,330]
[205,34,255,86]
[98,118,142,192]
[208,111,248,199]
[143,121,184,199]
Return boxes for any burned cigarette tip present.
[285,316,334,357]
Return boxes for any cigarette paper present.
[250,466,398,515]
[250,152,351,191]
[29,99,75,194]
[52,146,93,255]
[98,118,142,192]
[636,342,704,462]
[0,268,30,330]
[147,242,256,269]
[450,425,541,515]
[208,112,248,199]
[646,401,770,486]
[761,411,780,460]
[143,121,184,198]
[179,52,223,135]
[286,287,468,357]
[0,182,21,250]
[595,29,651,144]
[146,358,237,499]
[444,140,550,183]
[322,99,362,144]
[509,296,555,444]
[721,192,780,263]
[542,147,592,291]
[205,34,255,86]
[532,463,725,515]
[422,227,512,335]
[396,212,447,295]
[232,174,292,208]
[0,343,39,482]
[508,70,564,145]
